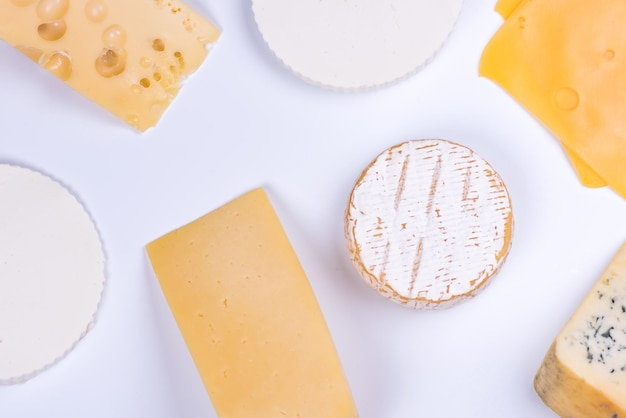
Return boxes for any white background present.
[1,1,625,417]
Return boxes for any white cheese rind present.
[345,139,513,310]
[0,164,106,384]
[252,0,463,91]
[535,242,626,416]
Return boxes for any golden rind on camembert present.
[534,242,626,417]
[345,139,513,310]
[0,164,105,384]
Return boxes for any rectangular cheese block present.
[0,0,220,131]
[480,0,626,196]
[534,242,626,417]
[146,188,358,418]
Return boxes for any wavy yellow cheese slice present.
[494,0,525,19]
[562,145,607,189]
[493,0,607,189]
[480,0,626,195]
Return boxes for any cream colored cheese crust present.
[535,242,626,417]
[345,139,513,310]
[0,164,105,384]
[252,0,463,91]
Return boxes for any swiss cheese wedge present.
[480,0,626,196]
[345,139,513,310]
[0,0,220,131]
[146,188,358,417]
[534,242,626,417]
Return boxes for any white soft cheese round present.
[252,0,463,91]
[345,139,513,310]
[0,164,105,384]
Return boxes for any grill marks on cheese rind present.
[346,139,513,309]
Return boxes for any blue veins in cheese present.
[534,242,626,417]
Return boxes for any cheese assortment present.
[480,0,626,198]
[251,0,463,91]
[146,188,358,418]
[345,139,514,310]
[0,0,220,131]
[534,242,626,417]
[0,164,105,384]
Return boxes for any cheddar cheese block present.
[480,0,626,197]
[345,139,513,310]
[146,188,358,418]
[534,242,626,417]
[0,164,105,384]
[0,0,220,131]
[252,0,463,91]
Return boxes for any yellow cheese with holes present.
[0,0,220,131]
[534,242,626,417]
[480,0,626,196]
[146,188,358,418]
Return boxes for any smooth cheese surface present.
[146,188,358,418]
[345,139,513,310]
[0,164,105,384]
[252,0,463,91]
[494,0,524,19]
[492,0,607,189]
[480,0,626,198]
[0,0,220,131]
[534,242,626,417]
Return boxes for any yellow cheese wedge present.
[0,0,220,131]
[146,188,358,418]
[534,242,626,417]
[480,0,626,196]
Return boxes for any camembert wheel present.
[344,139,514,310]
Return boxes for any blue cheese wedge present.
[534,242,626,417]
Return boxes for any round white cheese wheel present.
[252,0,463,91]
[345,139,513,310]
[0,164,105,384]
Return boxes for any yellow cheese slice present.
[562,145,607,189]
[146,188,358,418]
[491,0,607,189]
[534,242,626,417]
[494,0,525,19]
[0,0,220,131]
[480,0,626,196]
